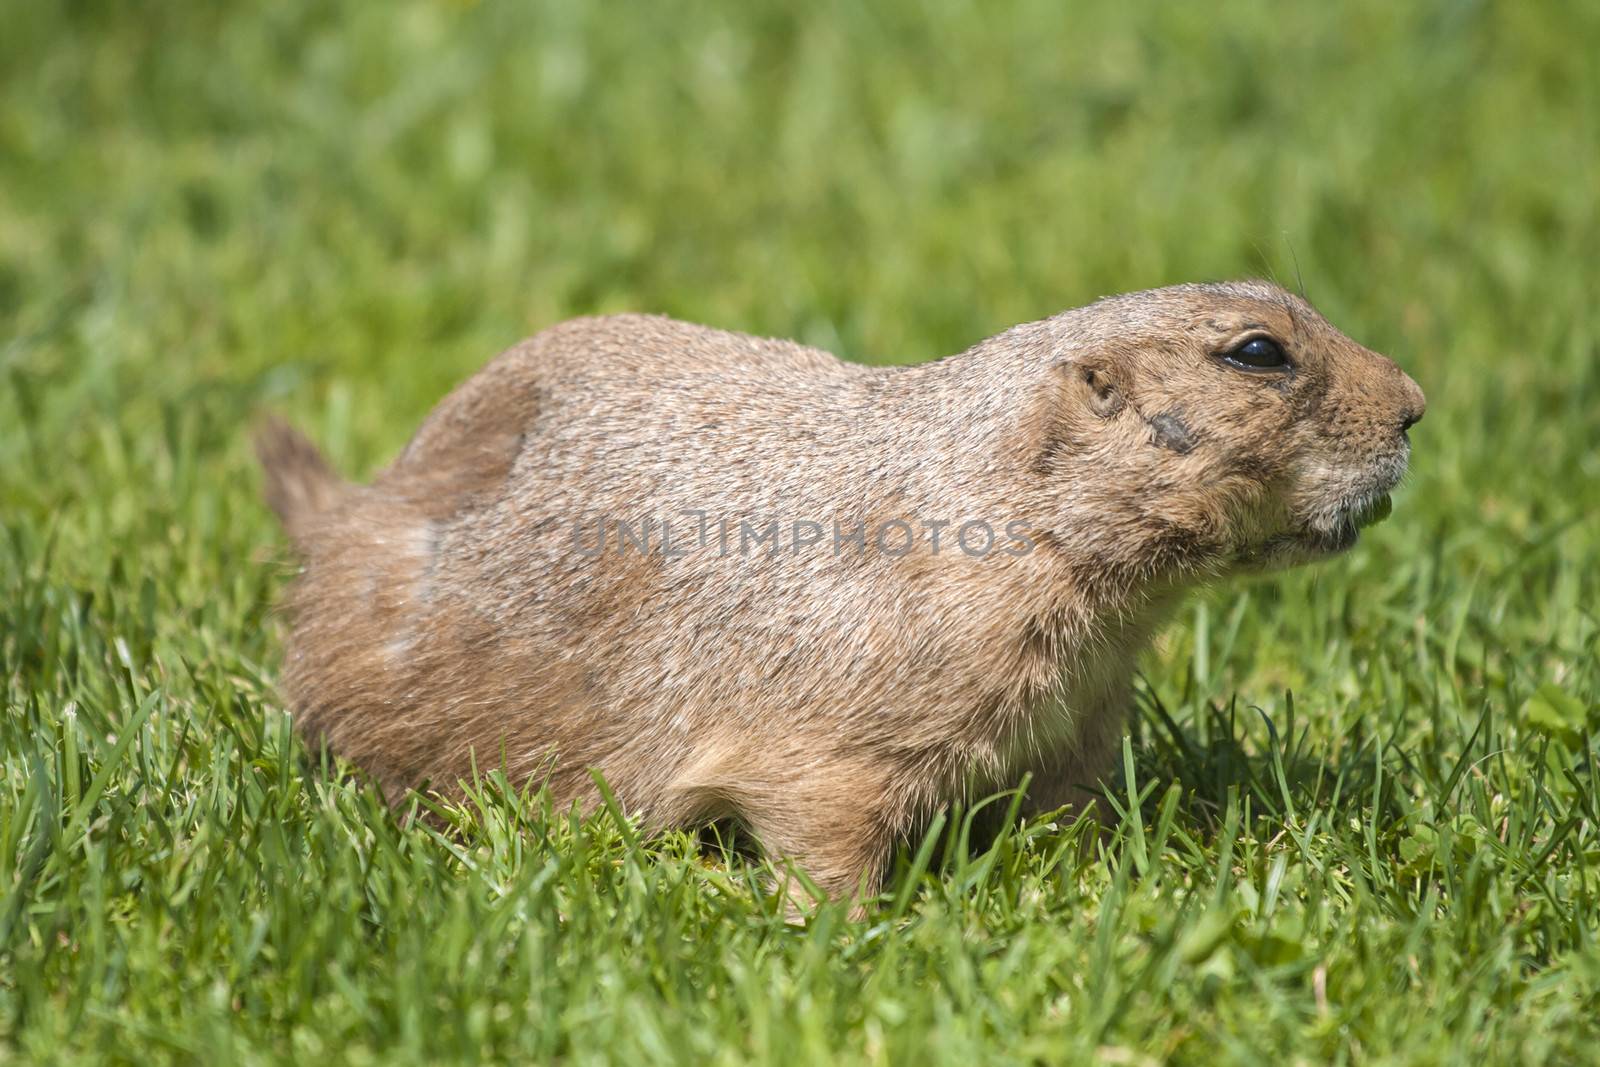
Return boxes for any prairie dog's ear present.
[1060,358,1128,419]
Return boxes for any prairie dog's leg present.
[740,773,903,915]
[1021,704,1130,822]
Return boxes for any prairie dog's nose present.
[1397,371,1426,432]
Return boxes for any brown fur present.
[257,280,1424,904]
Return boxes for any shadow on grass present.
[1124,679,1406,834]
[871,679,1432,909]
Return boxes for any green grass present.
[3,1,1598,1062]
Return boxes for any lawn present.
[3,1,1598,1063]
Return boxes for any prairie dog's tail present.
[254,417,348,550]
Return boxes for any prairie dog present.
[258,280,1424,904]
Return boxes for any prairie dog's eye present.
[1222,336,1289,371]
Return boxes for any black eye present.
[1222,337,1289,371]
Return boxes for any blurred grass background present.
[2,1,1598,1063]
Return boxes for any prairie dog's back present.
[387,314,869,491]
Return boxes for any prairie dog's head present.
[1037,280,1425,576]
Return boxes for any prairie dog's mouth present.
[1233,480,1402,571]
[1327,488,1394,540]
[1290,476,1403,559]
[1347,491,1394,529]
[1299,444,1409,542]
